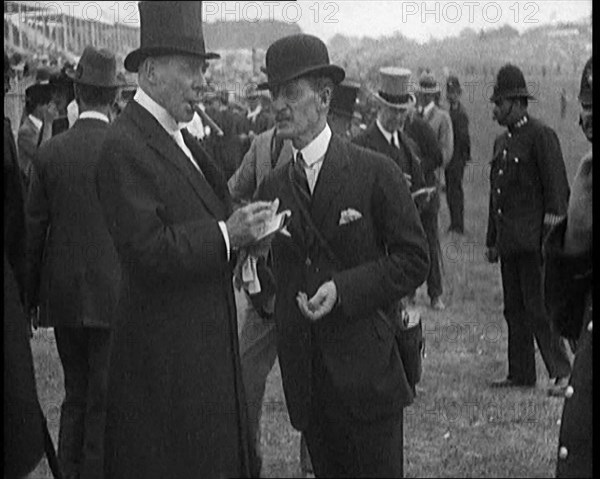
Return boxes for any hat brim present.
[372,90,416,109]
[489,90,536,102]
[66,69,126,88]
[417,86,440,94]
[257,64,345,90]
[124,47,221,73]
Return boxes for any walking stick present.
[41,410,63,479]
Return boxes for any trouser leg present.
[500,257,536,384]
[420,201,443,300]
[445,161,465,232]
[55,327,88,479]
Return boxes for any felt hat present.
[124,1,220,73]
[257,34,345,90]
[330,80,360,118]
[67,46,123,88]
[578,57,592,106]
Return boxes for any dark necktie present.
[291,152,311,207]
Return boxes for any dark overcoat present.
[256,134,430,430]
[4,117,45,478]
[544,174,593,478]
[25,118,121,328]
[95,101,251,478]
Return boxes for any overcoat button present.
[558,446,568,460]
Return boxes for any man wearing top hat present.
[544,57,592,477]
[485,64,571,393]
[25,45,123,479]
[253,33,429,477]
[95,2,272,477]
[17,67,58,184]
[445,75,471,235]
[353,67,426,203]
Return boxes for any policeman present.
[485,64,572,392]
[544,56,592,478]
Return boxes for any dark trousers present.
[304,349,404,478]
[445,160,465,232]
[419,197,443,300]
[54,327,111,479]
[500,254,571,384]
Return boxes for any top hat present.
[578,57,592,106]
[330,80,360,118]
[417,71,440,94]
[489,64,535,102]
[67,46,122,88]
[446,75,461,94]
[257,34,345,90]
[124,1,220,73]
[374,67,416,109]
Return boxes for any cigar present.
[192,103,224,137]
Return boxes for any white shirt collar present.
[28,114,43,130]
[423,100,435,117]
[78,111,110,123]
[134,87,182,134]
[376,119,399,146]
[292,123,332,167]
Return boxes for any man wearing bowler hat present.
[328,79,361,137]
[485,64,571,393]
[253,33,429,477]
[445,75,471,235]
[95,2,272,477]
[353,67,427,203]
[25,45,123,479]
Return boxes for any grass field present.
[27,74,589,478]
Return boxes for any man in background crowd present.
[445,75,471,235]
[238,80,274,157]
[485,63,571,393]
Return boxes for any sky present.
[32,1,593,44]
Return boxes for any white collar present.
[134,87,182,134]
[423,101,435,117]
[78,111,110,123]
[292,123,332,167]
[376,119,399,145]
[247,104,262,120]
[28,114,43,130]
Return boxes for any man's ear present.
[320,84,332,110]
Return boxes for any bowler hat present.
[578,57,592,106]
[490,64,535,102]
[417,71,440,94]
[446,75,461,94]
[124,1,220,73]
[257,34,345,90]
[374,67,416,109]
[34,66,52,84]
[330,80,360,118]
[67,46,122,88]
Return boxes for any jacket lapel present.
[126,102,226,220]
[310,134,351,232]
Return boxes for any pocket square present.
[339,208,363,225]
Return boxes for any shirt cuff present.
[218,221,230,261]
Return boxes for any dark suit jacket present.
[17,115,41,182]
[95,101,251,478]
[4,117,45,478]
[448,101,471,166]
[257,134,429,430]
[204,106,244,181]
[352,122,426,199]
[486,116,569,256]
[544,214,592,478]
[25,118,121,328]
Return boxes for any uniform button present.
[514,157,519,163]
[508,133,512,138]
[503,149,507,157]
[499,169,504,175]
[497,209,502,215]
[558,446,568,460]
[315,266,320,273]
[497,188,501,194]
[305,257,312,267]
[565,386,574,398]
[588,321,593,332]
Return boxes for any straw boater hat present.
[330,80,361,118]
[489,64,535,102]
[417,71,440,94]
[374,67,416,109]
[124,1,220,73]
[67,46,123,88]
[257,34,345,90]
